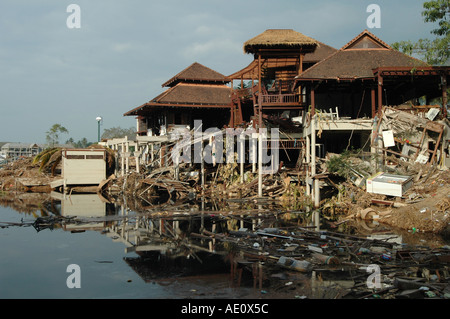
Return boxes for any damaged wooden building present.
[124,62,233,136]
[122,29,449,174]
[295,30,449,156]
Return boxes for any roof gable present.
[342,29,391,50]
[161,62,228,87]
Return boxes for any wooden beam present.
[442,75,448,118]
[299,53,304,103]
[258,52,262,128]
[237,98,243,124]
[262,106,304,110]
[371,87,376,118]
[230,104,234,127]
[141,103,232,109]
[377,74,383,116]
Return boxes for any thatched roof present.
[161,62,229,87]
[244,29,318,54]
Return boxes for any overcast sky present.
[0,0,437,144]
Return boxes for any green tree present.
[75,137,92,148]
[65,137,93,148]
[65,137,75,146]
[392,0,449,65]
[101,126,135,139]
[46,124,69,146]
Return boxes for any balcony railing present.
[261,94,298,104]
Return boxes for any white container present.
[366,172,413,197]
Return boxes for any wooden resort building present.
[124,29,337,139]
[124,62,233,136]
[227,29,336,131]
[120,29,449,178]
[294,29,449,155]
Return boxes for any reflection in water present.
[51,192,118,231]
[1,192,449,299]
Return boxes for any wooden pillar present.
[160,144,165,167]
[230,105,235,127]
[135,150,140,174]
[150,143,154,163]
[240,133,244,184]
[371,87,376,118]
[252,134,257,173]
[442,74,448,118]
[311,87,316,116]
[237,99,243,124]
[258,53,262,128]
[121,142,125,176]
[299,53,304,73]
[377,74,383,116]
[125,140,129,173]
[258,129,263,197]
[306,133,310,197]
[312,118,320,213]
[298,53,304,103]
[257,51,263,198]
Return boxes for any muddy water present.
[0,192,448,299]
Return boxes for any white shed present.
[62,149,107,186]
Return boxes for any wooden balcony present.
[260,93,305,110]
[261,94,299,104]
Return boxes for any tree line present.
[45,124,135,148]
[392,0,449,65]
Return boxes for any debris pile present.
[322,155,450,234]
[122,207,447,299]
[190,220,450,299]
[318,106,450,235]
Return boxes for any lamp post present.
[96,116,102,143]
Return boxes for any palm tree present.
[33,145,116,176]
[46,124,69,147]
[32,147,61,175]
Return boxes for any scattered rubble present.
[0,106,449,299]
